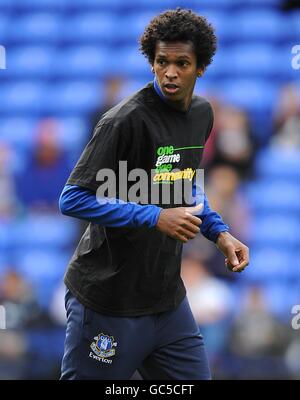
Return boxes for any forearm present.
[59,184,162,228]
[200,194,229,242]
[192,183,229,242]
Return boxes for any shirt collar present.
[153,76,166,101]
[152,77,192,115]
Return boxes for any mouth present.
[163,83,180,95]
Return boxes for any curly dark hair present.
[139,8,217,69]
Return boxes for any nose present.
[165,65,178,80]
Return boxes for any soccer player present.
[59,9,249,380]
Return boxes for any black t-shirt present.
[64,82,214,316]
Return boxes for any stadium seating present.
[264,282,300,321]
[55,46,111,78]
[56,117,89,152]
[202,46,231,78]
[250,215,300,248]
[246,180,300,214]
[11,214,78,249]
[291,11,300,39]
[195,11,235,44]
[62,13,115,44]
[229,10,290,43]
[0,0,299,382]
[219,79,278,113]
[45,80,101,114]
[0,0,299,363]
[225,44,280,77]
[0,221,11,252]
[13,0,67,12]
[14,249,72,308]
[65,0,124,12]
[116,46,152,77]
[0,117,37,150]
[7,46,56,79]
[114,12,158,44]
[124,0,180,12]
[255,148,300,180]
[235,0,282,6]
[117,79,153,101]
[0,81,45,114]
[243,247,296,282]
[0,15,9,42]
[9,13,62,44]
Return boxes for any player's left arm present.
[193,184,250,273]
[195,103,249,272]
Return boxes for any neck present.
[153,77,192,112]
[171,94,192,112]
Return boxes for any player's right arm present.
[59,184,202,243]
[59,184,162,229]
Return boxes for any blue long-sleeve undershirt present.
[59,184,229,242]
[59,184,162,229]
[59,78,229,241]
[196,191,229,242]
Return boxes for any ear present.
[151,66,155,73]
[196,67,205,78]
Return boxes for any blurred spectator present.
[206,165,251,242]
[272,84,300,149]
[181,254,233,367]
[0,269,43,329]
[0,272,28,379]
[192,165,251,281]
[0,330,28,379]
[0,142,18,220]
[0,269,47,379]
[89,76,125,137]
[205,104,255,179]
[49,282,67,327]
[284,336,300,379]
[228,286,289,358]
[181,254,233,325]
[201,96,222,167]
[224,285,291,379]
[15,118,71,213]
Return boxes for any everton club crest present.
[90,333,117,359]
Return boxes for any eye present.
[178,60,189,67]
[157,59,166,66]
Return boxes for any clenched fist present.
[156,203,203,243]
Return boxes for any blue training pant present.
[60,288,211,380]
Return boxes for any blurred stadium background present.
[0,0,300,380]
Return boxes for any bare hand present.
[216,231,249,273]
[156,204,203,243]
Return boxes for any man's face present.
[153,41,203,106]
